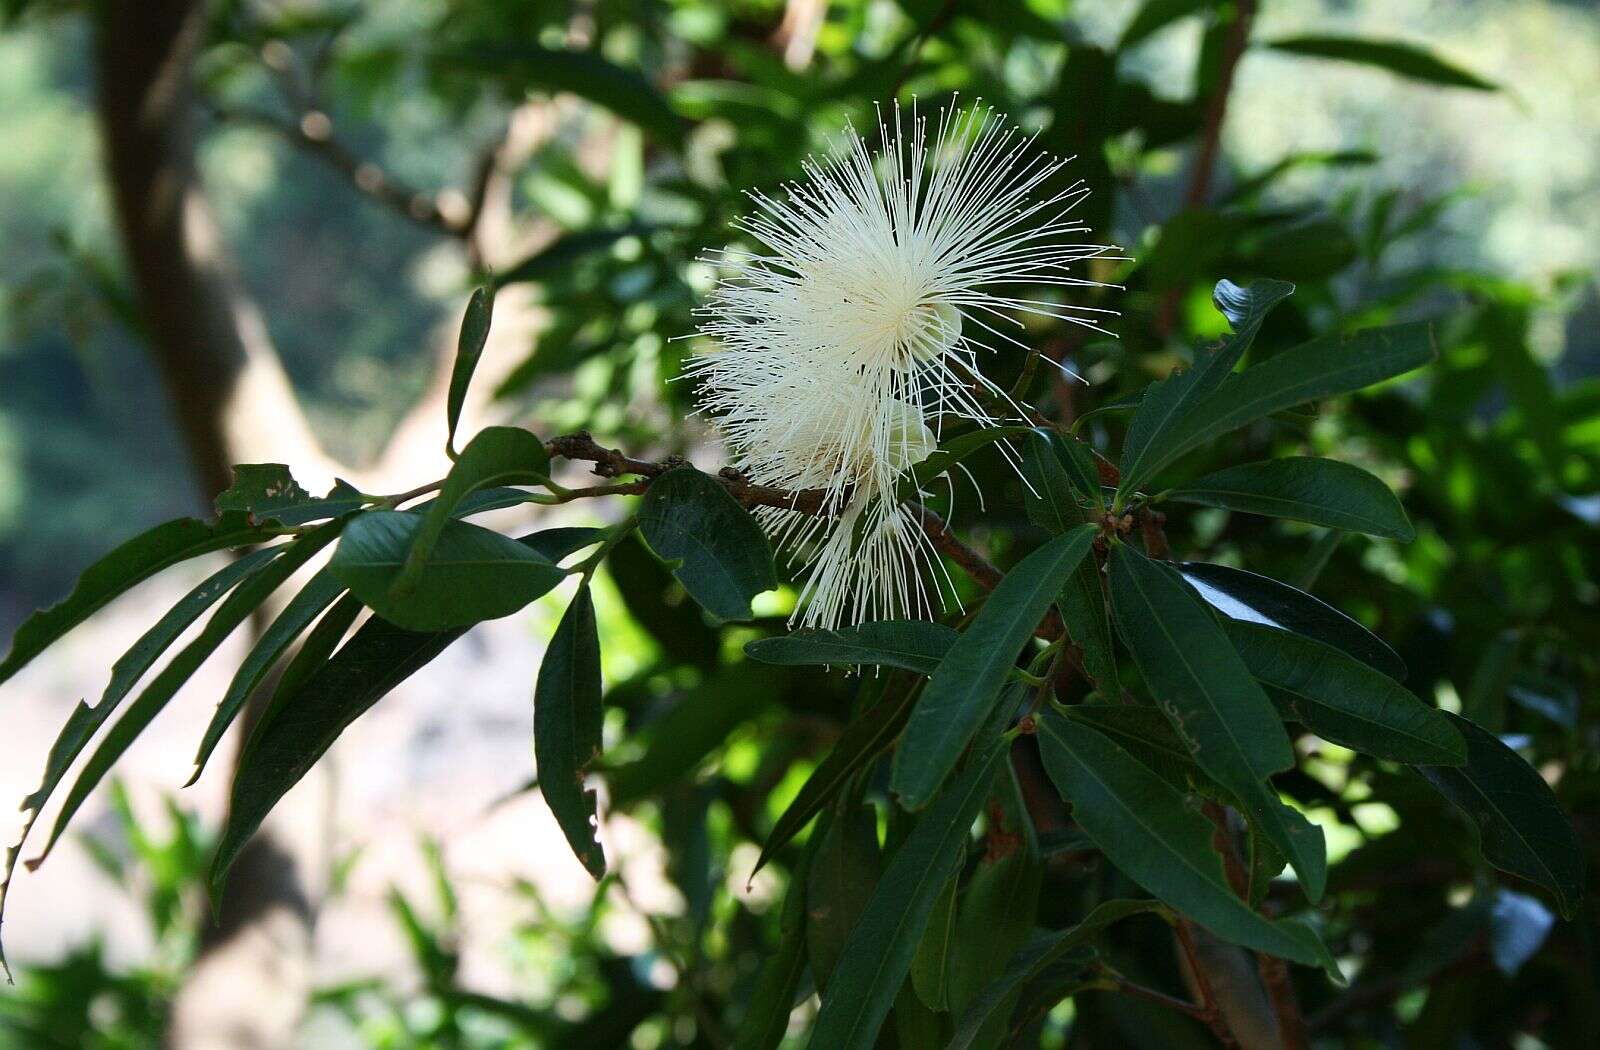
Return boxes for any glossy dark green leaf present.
[535,586,606,878]
[1120,279,1296,494]
[331,511,566,631]
[807,800,881,990]
[188,569,346,787]
[213,464,313,522]
[1058,555,1119,693]
[893,525,1097,810]
[807,743,1005,1050]
[1120,321,1435,496]
[1265,35,1499,92]
[1065,705,1199,788]
[754,678,918,874]
[1420,714,1585,919]
[1225,621,1464,765]
[212,614,469,899]
[519,526,608,564]
[1108,544,1326,901]
[447,286,495,454]
[606,533,719,668]
[1036,712,1330,966]
[638,467,775,622]
[465,44,687,146]
[4,520,344,959]
[1167,456,1414,540]
[256,593,365,744]
[1022,430,1087,533]
[396,426,551,596]
[0,512,276,688]
[745,620,958,676]
[909,863,961,1011]
[1179,562,1404,679]
[948,900,1165,1050]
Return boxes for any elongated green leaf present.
[447,287,495,454]
[535,586,606,878]
[520,526,607,563]
[808,800,882,990]
[1022,430,1087,533]
[909,864,961,1011]
[1180,561,1404,679]
[212,614,469,898]
[745,621,957,676]
[3,520,344,963]
[1265,35,1499,91]
[0,512,275,688]
[1059,556,1119,693]
[332,511,566,631]
[893,525,1097,810]
[948,899,1165,1050]
[397,427,551,596]
[902,426,1036,499]
[465,44,686,146]
[1122,322,1435,495]
[1108,544,1326,900]
[1168,456,1414,540]
[1119,0,1210,50]
[638,467,775,622]
[187,570,346,787]
[1120,279,1296,493]
[1420,714,1585,919]
[1036,713,1329,966]
[754,678,918,874]
[731,849,811,1050]
[1065,704,1199,788]
[254,593,365,746]
[1225,621,1464,765]
[807,743,1005,1050]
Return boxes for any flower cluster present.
[689,104,1114,628]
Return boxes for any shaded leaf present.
[910,863,962,1011]
[331,511,567,631]
[1108,544,1326,900]
[745,620,958,676]
[1265,35,1498,92]
[464,44,686,146]
[807,743,1006,1050]
[1036,713,1331,967]
[1022,430,1087,533]
[902,426,1036,499]
[808,800,881,990]
[535,586,606,878]
[446,287,495,454]
[638,467,776,622]
[1058,556,1119,693]
[1419,714,1585,919]
[731,847,811,1050]
[892,525,1097,810]
[1167,456,1414,539]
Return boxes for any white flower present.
[688,103,1115,628]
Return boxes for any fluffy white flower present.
[689,103,1115,628]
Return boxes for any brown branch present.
[211,104,467,237]
[1175,920,1242,1048]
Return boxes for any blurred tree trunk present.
[95,3,333,1047]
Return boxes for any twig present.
[1175,920,1242,1048]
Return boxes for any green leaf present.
[900,426,1036,500]
[909,863,962,1011]
[1064,705,1199,789]
[497,225,655,289]
[1420,714,1585,919]
[745,621,958,676]
[464,44,687,146]
[447,286,496,455]
[1167,457,1414,540]
[1120,321,1435,496]
[948,900,1165,1050]
[1058,555,1119,693]
[396,426,551,596]
[754,678,919,874]
[212,614,469,899]
[187,570,347,787]
[3,520,344,959]
[638,467,776,622]
[519,526,607,563]
[1119,0,1211,50]
[1022,431,1087,533]
[1180,561,1404,679]
[214,464,314,522]
[1120,279,1296,494]
[892,525,1097,810]
[0,512,275,688]
[1108,544,1326,901]
[255,593,365,745]
[1036,713,1331,966]
[1265,35,1499,92]
[807,743,1006,1050]
[807,800,882,990]
[534,586,606,878]
[731,849,811,1050]
[331,511,567,631]
[1225,621,1465,765]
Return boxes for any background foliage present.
[0,1,1596,1048]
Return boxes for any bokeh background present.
[0,1,1596,1047]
